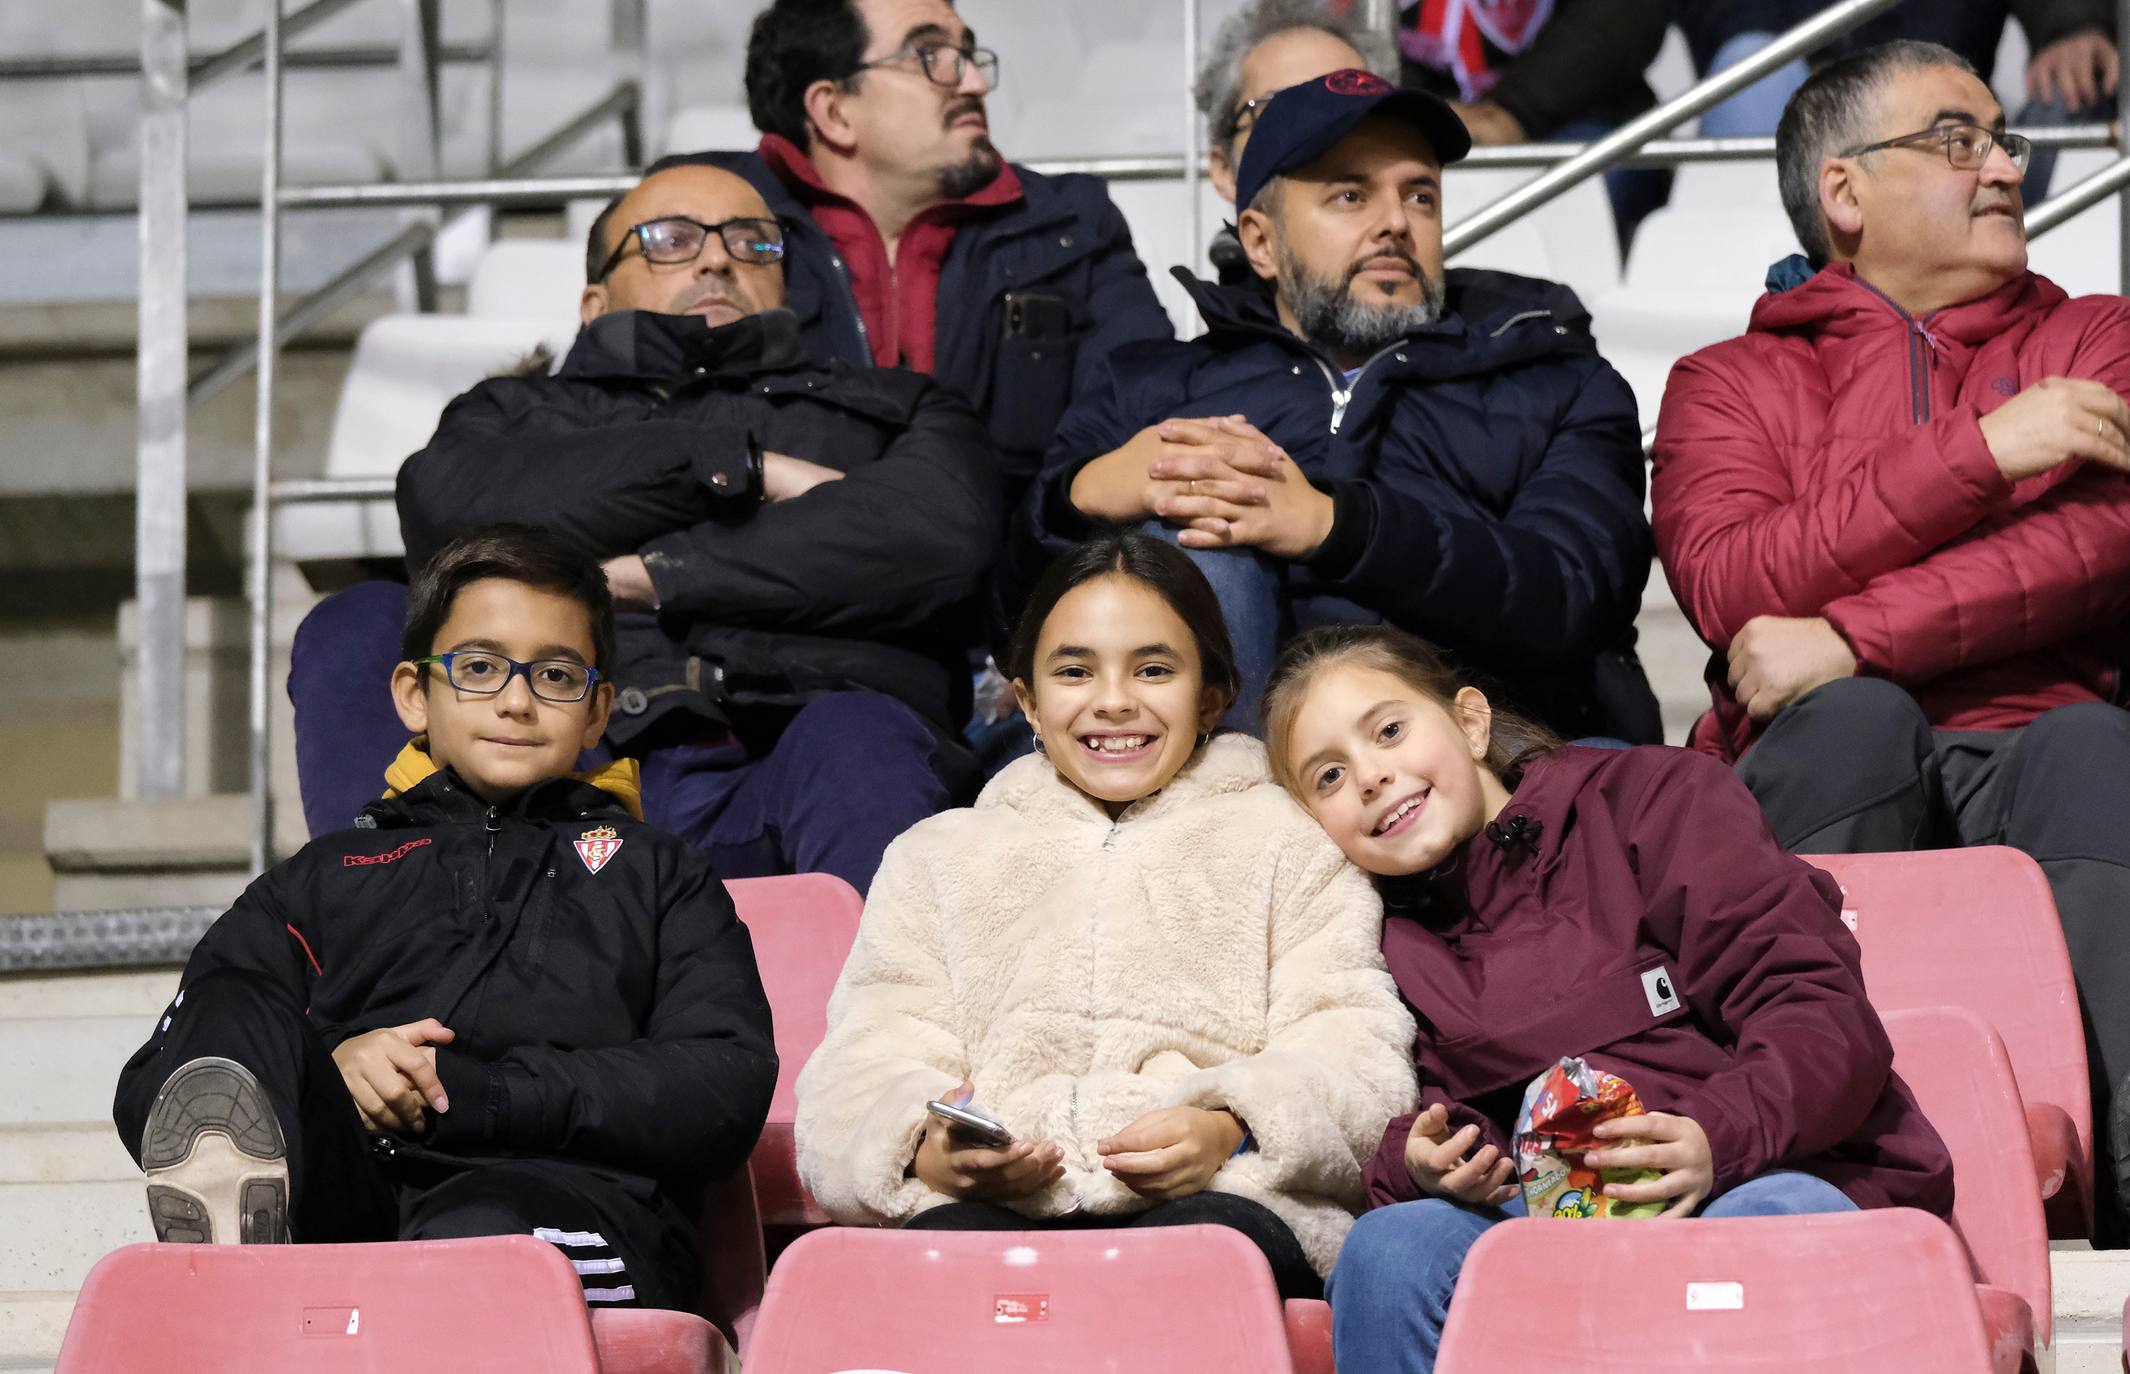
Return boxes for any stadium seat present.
[723,873,864,1233]
[1433,1209,1997,1373]
[55,1236,604,1373]
[745,1224,1297,1373]
[1883,1006,2052,1374]
[1585,205,1803,423]
[1284,1297,1333,1374]
[467,239,590,330]
[2027,187,2124,296]
[1444,167,1622,315]
[277,314,574,563]
[661,105,759,159]
[589,1308,731,1374]
[1807,847,2092,1236]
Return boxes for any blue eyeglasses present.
[411,651,601,703]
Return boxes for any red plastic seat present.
[589,1309,729,1374]
[1806,848,2091,1235]
[746,1224,1298,1372]
[1883,1005,2052,1374]
[725,872,863,1234]
[1434,1209,1995,1373]
[56,1236,603,1373]
[1284,1297,1333,1374]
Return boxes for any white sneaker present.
[140,1057,290,1245]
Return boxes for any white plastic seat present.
[0,155,46,214]
[1443,167,1621,309]
[467,239,588,330]
[661,104,759,159]
[2028,198,2124,297]
[277,315,576,562]
[1585,205,1804,423]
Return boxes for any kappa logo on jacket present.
[575,825,624,875]
[342,838,433,868]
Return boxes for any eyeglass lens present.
[447,652,592,702]
[918,44,998,88]
[638,218,783,265]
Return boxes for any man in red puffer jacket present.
[1651,38,2130,1239]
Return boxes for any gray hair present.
[1775,39,1974,265]
[1195,0,1398,146]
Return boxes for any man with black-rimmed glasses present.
[288,161,1001,894]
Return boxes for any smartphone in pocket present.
[925,1098,1014,1148]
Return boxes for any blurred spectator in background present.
[1194,0,1400,280]
[1394,0,1672,237]
[1683,0,2116,200]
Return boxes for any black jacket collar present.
[361,766,628,830]
[558,307,811,386]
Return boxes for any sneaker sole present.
[141,1056,290,1245]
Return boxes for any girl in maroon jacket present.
[1261,624,1953,1373]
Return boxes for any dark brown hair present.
[401,523,616,673]
[1006,529,1240,716]
[1260,623,1559,795]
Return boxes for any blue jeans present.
[1697,33,1811,139]
[1326,1170,1857,1373]
[1141,521,1282,733]
[286,580,951,893]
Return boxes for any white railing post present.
[136,0,189,803]
[248,0,284,873]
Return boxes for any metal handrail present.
[0,42,492,82]
[1445,0,1903,257]
[191,79,640,411]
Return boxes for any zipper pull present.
[484,806,500,856]
[1329,388,1352,434]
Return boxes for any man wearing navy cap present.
[1002,70,1658,741]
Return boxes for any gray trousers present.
[1738,677,2130,1236]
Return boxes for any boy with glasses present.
[115,525,777,1313]
[1650,39,2130,1240]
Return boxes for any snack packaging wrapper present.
[1514,1056,1665,1219]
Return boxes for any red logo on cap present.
[1326,69,1393,96]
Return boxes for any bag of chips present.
[1513,1056,1665,1219]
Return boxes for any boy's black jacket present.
[130,755,778,1201]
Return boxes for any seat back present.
[1435,1209,1993,1373]
[56,1236,602,1373]
[467,239,590,330]
[1806,847,2091,1228]
[278,314,575,562]
[724,873,864,1227]
[746,1224,1296,1373]
[1882,1005,2053,1339]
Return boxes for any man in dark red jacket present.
[1650,39,2130,1234]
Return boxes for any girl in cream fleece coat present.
[794,532,1417,1289]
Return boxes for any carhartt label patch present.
[1642,965,1682,1016]
[574,825,623,875]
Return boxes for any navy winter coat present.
[689,149,1175,498]
[1009,269,1660,742]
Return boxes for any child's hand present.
[1404,1103,1518,1206]
[1097,1106,1244,1200]
[1586,1112,1714,1217]
[330,1018,455,1135]
[911,1081,1064,1202]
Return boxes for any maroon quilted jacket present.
[1651,262,2130,760]
[1363,745,1953,1215]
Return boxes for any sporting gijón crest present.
[574,824,623,875]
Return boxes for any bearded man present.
[1004,70,1657,739]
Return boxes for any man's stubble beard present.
[1276,237,1448,358]
[938,136,1002,200]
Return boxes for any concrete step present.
[0,971,176,1020]
[0,1018,150,1125]
[0,1124,136,1185]
[2053,1245,2130,1373]
[0,1180,150,1292]
[0,1292,70,1372]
